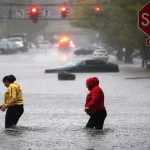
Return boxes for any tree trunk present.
[145,48,150,69]
[141,48,145,68]
[117,49,123,60]
[124,48,133,64]
[116,46,123,60]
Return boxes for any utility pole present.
[8,2,12,35]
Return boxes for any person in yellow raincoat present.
[0,75,24,129]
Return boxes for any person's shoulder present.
[95,86,101,90]
[91,86,101,93]
[9,83,20,88]
[15,83,21,89]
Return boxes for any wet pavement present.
[0,49,150,150]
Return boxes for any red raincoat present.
[85,77,106,115]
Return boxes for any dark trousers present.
[5,105,24,129]
[86,110,107,129]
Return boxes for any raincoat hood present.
[86,77,99,91]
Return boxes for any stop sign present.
[138,1,150,37]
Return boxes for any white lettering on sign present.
[142,13,149,26]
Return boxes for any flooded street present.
[0,49,150,150]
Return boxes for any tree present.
[69,0,150,67]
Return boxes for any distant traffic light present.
[31,8,37,13]
[94,6,101,12]
[61,7,67,12]
[60,6,69,18]
[29,6,39,23]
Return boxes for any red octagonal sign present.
[138,1,150,37]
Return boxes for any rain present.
[0,0,150,150]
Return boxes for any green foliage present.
[69,0,150,49]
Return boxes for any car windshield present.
[97,46,104,49]
[95,50,107,53]
[1,39,8,42]
[0,42,8,49]
[9,38,22,42]
[61,60,82,67]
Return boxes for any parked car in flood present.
[45,59,119,73]
[0,41,18,54]
[92,48,109,61]
[8,37,24,51]
[38,41,52,49]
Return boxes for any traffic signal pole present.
[60,6,69,18]
[0,2,104,22]
[29,6,40,23]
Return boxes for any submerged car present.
[74,48,94,55]
[45,59,119,73]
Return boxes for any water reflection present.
[3,125,48,136]
[83,128,114,150]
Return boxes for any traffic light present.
[29,6,39,23]
[60,6,69,18]
[94,6,101,12]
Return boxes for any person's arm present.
[2,86,17,109]
[86,91,100,109]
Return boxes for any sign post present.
[16,9,24,18]
[146,38,150,46]
[138,1,150,46]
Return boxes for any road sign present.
[16,9,24,18]
[138,1,150,37]
[42,9,51,17]
[146,38,150,46]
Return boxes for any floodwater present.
[0,48,150,150]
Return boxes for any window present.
[0,43,8,49]
[86,60,106,65]
[9,38,23,42]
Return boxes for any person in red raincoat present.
[85,77,107,129]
